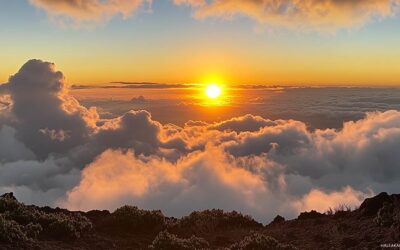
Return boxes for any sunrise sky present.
[2,1,400,224]
[2,0,400,85]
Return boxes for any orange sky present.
[1,0,400,86]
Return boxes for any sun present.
[205,84,222,99]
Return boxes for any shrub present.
[25,223,42,239]
[297,210,325,220]
[230,233,298,250]
[43,213,92,240]
[85,210,111,223]
[3,206,43,226]
[0,192,92,241]
[0,193,40,225]
[149,231,209,250]
[0,214,28,243]
[108,205,165,233]
[174,209,262,234]
[325,204,352,218]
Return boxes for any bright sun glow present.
[205,84,222,99]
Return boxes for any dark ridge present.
[359,192,391,216]
[269,215,285,225]
[1,192,400,249]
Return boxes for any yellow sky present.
[2,45,400,86]
[1,1,400,86]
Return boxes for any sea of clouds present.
[73,85,400,130]
[1,60,400,222]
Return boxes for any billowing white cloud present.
[61,147,298,220]
[2,59,400,222]
[61,109,400,220]
[207,114,278,133]
[293,186,371,212]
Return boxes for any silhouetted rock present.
[270,215,285,225]
[0,193,17,202]
[359,192,391,216]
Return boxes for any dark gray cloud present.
[2,60,94,159]
[92,110,162,155]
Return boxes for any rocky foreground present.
[0,192,399,249]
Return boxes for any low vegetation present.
[0,193,92,243]
[229,232,298,250]
[1,192,399,249]
[0,214,28,243]
[170,209,262,235]
[105,205,166,234]
[149,231,209,250]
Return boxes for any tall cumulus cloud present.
[1,59,400,222]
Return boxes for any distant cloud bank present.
[28,0,400,31]
[1,60,400,221]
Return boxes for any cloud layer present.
[29,0,400,31]
[29,0,151,25]
[176,0,400,31]
[1,60,400,222]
